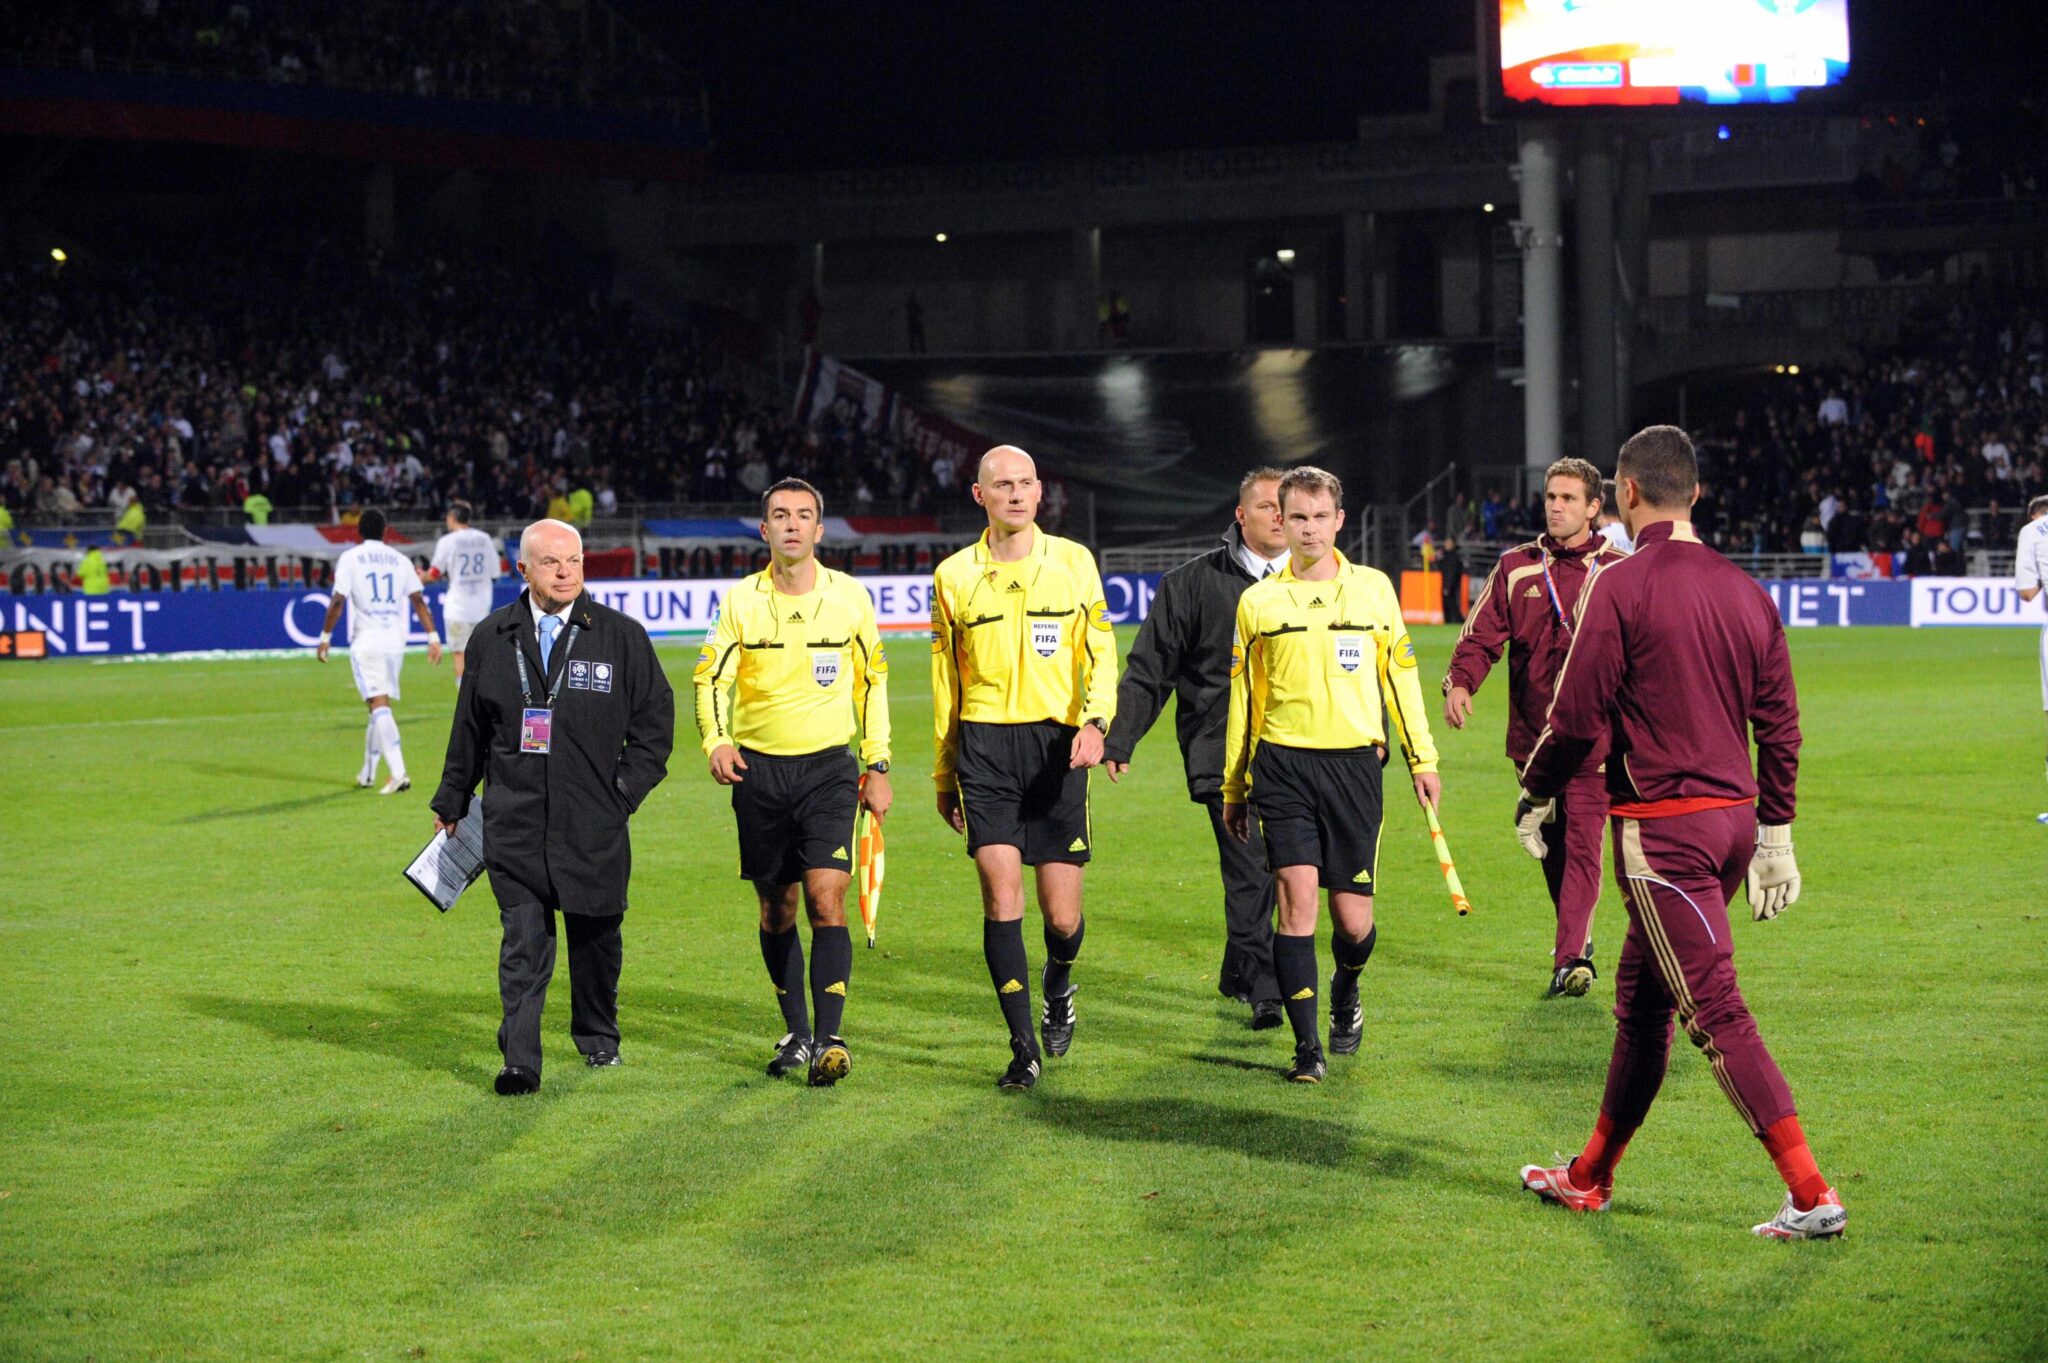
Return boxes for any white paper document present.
[404,795,487,912]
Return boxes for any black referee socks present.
[1329,925,1377,1008]
[811,925,853,1040]
[983,918,1035,1045]
[759,927,810,1039]
[1042,917,1084,997]
[1274,932,1319,1050]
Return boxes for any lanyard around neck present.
[515,621,581,707]
[1539,549,1600,632]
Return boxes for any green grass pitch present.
[1,624,2044,1362]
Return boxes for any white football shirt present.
[2018,515,2048,616]
[332,539,424,651]
[431,527,502,624]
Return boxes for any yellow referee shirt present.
[1221,550,1436,801]
[693,566,892,766]
[931,526,1118,792]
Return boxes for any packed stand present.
[1687,292,2046,562]
[0,0,699,123]
[0,240,968,535]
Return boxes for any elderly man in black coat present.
[432,518,674,1094]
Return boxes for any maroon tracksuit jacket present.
[1521,520,1800,821]
[1447,533,1628,967]
[1446,533,1630,763]
[1521,519,1805,1139]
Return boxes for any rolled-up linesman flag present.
[856,784,884,947]
[1421,801,1473,917]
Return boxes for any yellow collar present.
[973,524,1045,569]
[1277,548,1350,584]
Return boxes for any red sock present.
[1569,1112,1630,1188]
[1761,1115,1830,1211]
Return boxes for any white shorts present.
[350,649,403,702]
[448,617,480,654]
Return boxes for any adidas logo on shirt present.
[1004,581,1025,593]
[1308,596,1325,607]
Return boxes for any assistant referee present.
[933,445,1118,1091]
[1221,467,1441,1083]
[694,478,892,1087]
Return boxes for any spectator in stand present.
[1900,527,1936,576]
[1818,388,1850,426]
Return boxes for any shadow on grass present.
[179,790,357,824]
[185,986,503,1086]
[1020,1094,1368,1169]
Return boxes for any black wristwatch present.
[1085,717,1108,734]
[866,760,891,774]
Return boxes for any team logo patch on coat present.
[590,661,614,693]
[871,641,889,674]
[1333,634,1364,674]
[812,650,841,688]
[1030,619,1062,657]
[1088,599,1112,630]
[692,644,716,677]
[1393,635,1418,669]
[567,659,591,690]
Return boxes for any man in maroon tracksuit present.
[1444,457,1629,997]
[1514,425,1844,1240]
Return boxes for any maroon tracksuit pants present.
[1600,805,1798,1139]
[1541,767,1609,970]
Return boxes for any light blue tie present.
[539,614,560,672]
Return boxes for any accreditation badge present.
[520,707,553,754]
[1333,634,1365,674]
[812,650,841,688]
[1030,619,1062,658]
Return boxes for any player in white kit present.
[315,508,443,793]
[426,500,502,680]
[2016,495,2048,823]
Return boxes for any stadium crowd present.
[0,0,697,119]
[0,240,968,532]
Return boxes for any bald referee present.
[694,478,892,1087]
[932,445,1118,1091]
[1221,467,1441,1083]
[1515,425,1843,1239]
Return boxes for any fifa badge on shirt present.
[1030,619,1062,657]
[1333,634,1364,674]
[812,650,841,688]
[567,660,591,690]
[590,662,613,693]
[520,707,553,754]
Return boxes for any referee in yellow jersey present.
[1222,466,1441,1083]
[694,478,893,1086]
[932,445,1118,1091]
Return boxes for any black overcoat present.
[431,589,674,915]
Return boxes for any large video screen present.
[1485,0,1851,115]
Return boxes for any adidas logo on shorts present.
[1068,837,1087,852]
[832,845,848,860]
[1353,868,1372,884]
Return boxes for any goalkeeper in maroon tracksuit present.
[1514,425,1844,1241]
[1444,457,1629,997]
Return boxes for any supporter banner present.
[793,352,898,431]
[1828,552,1899,580]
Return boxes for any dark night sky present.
[628,1,2043,175]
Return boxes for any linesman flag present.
[1422,801,1473,917]
[856,792,885,948]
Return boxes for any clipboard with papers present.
[404,795,488,912]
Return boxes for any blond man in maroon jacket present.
[1444,458,1628,996]
[1515,425,1842,1241]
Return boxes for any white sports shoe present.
[1752,1187,1846,1240]
[379,775,412,795]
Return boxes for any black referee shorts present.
[957,720,1092,865]
[1250,741,1385,892]
[730,746,859,885]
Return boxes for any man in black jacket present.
[432,518,675,1095]
[1104,469,1289,1029]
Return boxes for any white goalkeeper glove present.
[1513,789,1557,861]
[1745,823,1800,921]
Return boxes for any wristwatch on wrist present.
[866,760,891,774]
[1085,717,1108,734]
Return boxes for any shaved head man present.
[932,444,1120,1090]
